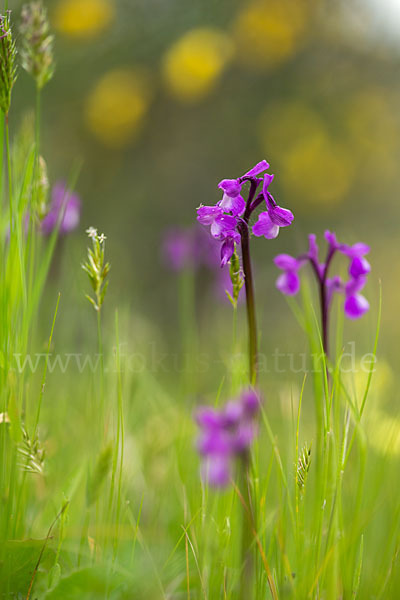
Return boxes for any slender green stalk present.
[33,293,60,437]
[5,115,12,232]
[97,307,105,435]
[238,454,254,600]
[109,311,125,563]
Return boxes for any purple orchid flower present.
[218,160,269,197]
[274,231,371,355]
[195,389,261,488]
[273,254,305,295]
[344,275,370,319]
[220,231,241,267]
[252,174,294,239]
[340,242,371,279]
[41,182,81,235]
[196,161,294,383]
[196,161,294,267]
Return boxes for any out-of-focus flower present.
[162,228,193,271]
[20,1,54,90]
[345,88,400,182]
[258,101,355,207]
[274,254,305,296]
[53,0,113,38]
[162,27,233,102]
[40,181,80,235]
[162,225,244,304]
[85,68,151,148]
[195,389,261,487]
[283,132,353,206]
[0,11,17,115]
[274,230,371,320]
[233,0,310,70]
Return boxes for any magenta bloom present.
[344,275,370,319]
[218,160,269,201]
[162,228,193,271]
[161,225,244,304]
[196,161,294,267]
[274,231,371,355]
[274,254,305,295]
[274,231,370,321]
[253,174,294,239]
[41,182,81,235]
[195,389,261,488]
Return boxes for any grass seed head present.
[0,11,17,115]
[20,1,54,90]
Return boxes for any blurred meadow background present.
[2,0,400,597]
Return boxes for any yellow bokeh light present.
[162,28,234,102]
[53,0,113,38]
[369,413,400,458]
[233,0,310,70]
[282,132,354,206]
[259,102,355,207]
[347,360,399,457]
[345,87,399,179]
[85,69,151,148]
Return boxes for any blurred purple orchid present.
[162,225,244,303]
[162,228,193,271]
[40,182,81,235]
[195,389,261,487]
[274,230,371,355]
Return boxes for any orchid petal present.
[276,271,300,295]
[273,254,301,271]
[349,256,371,278]
[243,160,270,178]
[219,193,246,216]
[218,178,241,197]
[344,294,370,320]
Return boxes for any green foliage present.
[86,444,113,507]
[0,538,53,596]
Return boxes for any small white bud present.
[86,226,97,239]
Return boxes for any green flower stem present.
[5,115,12,233]
[239,452,254,600]
[97,306,105,436]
